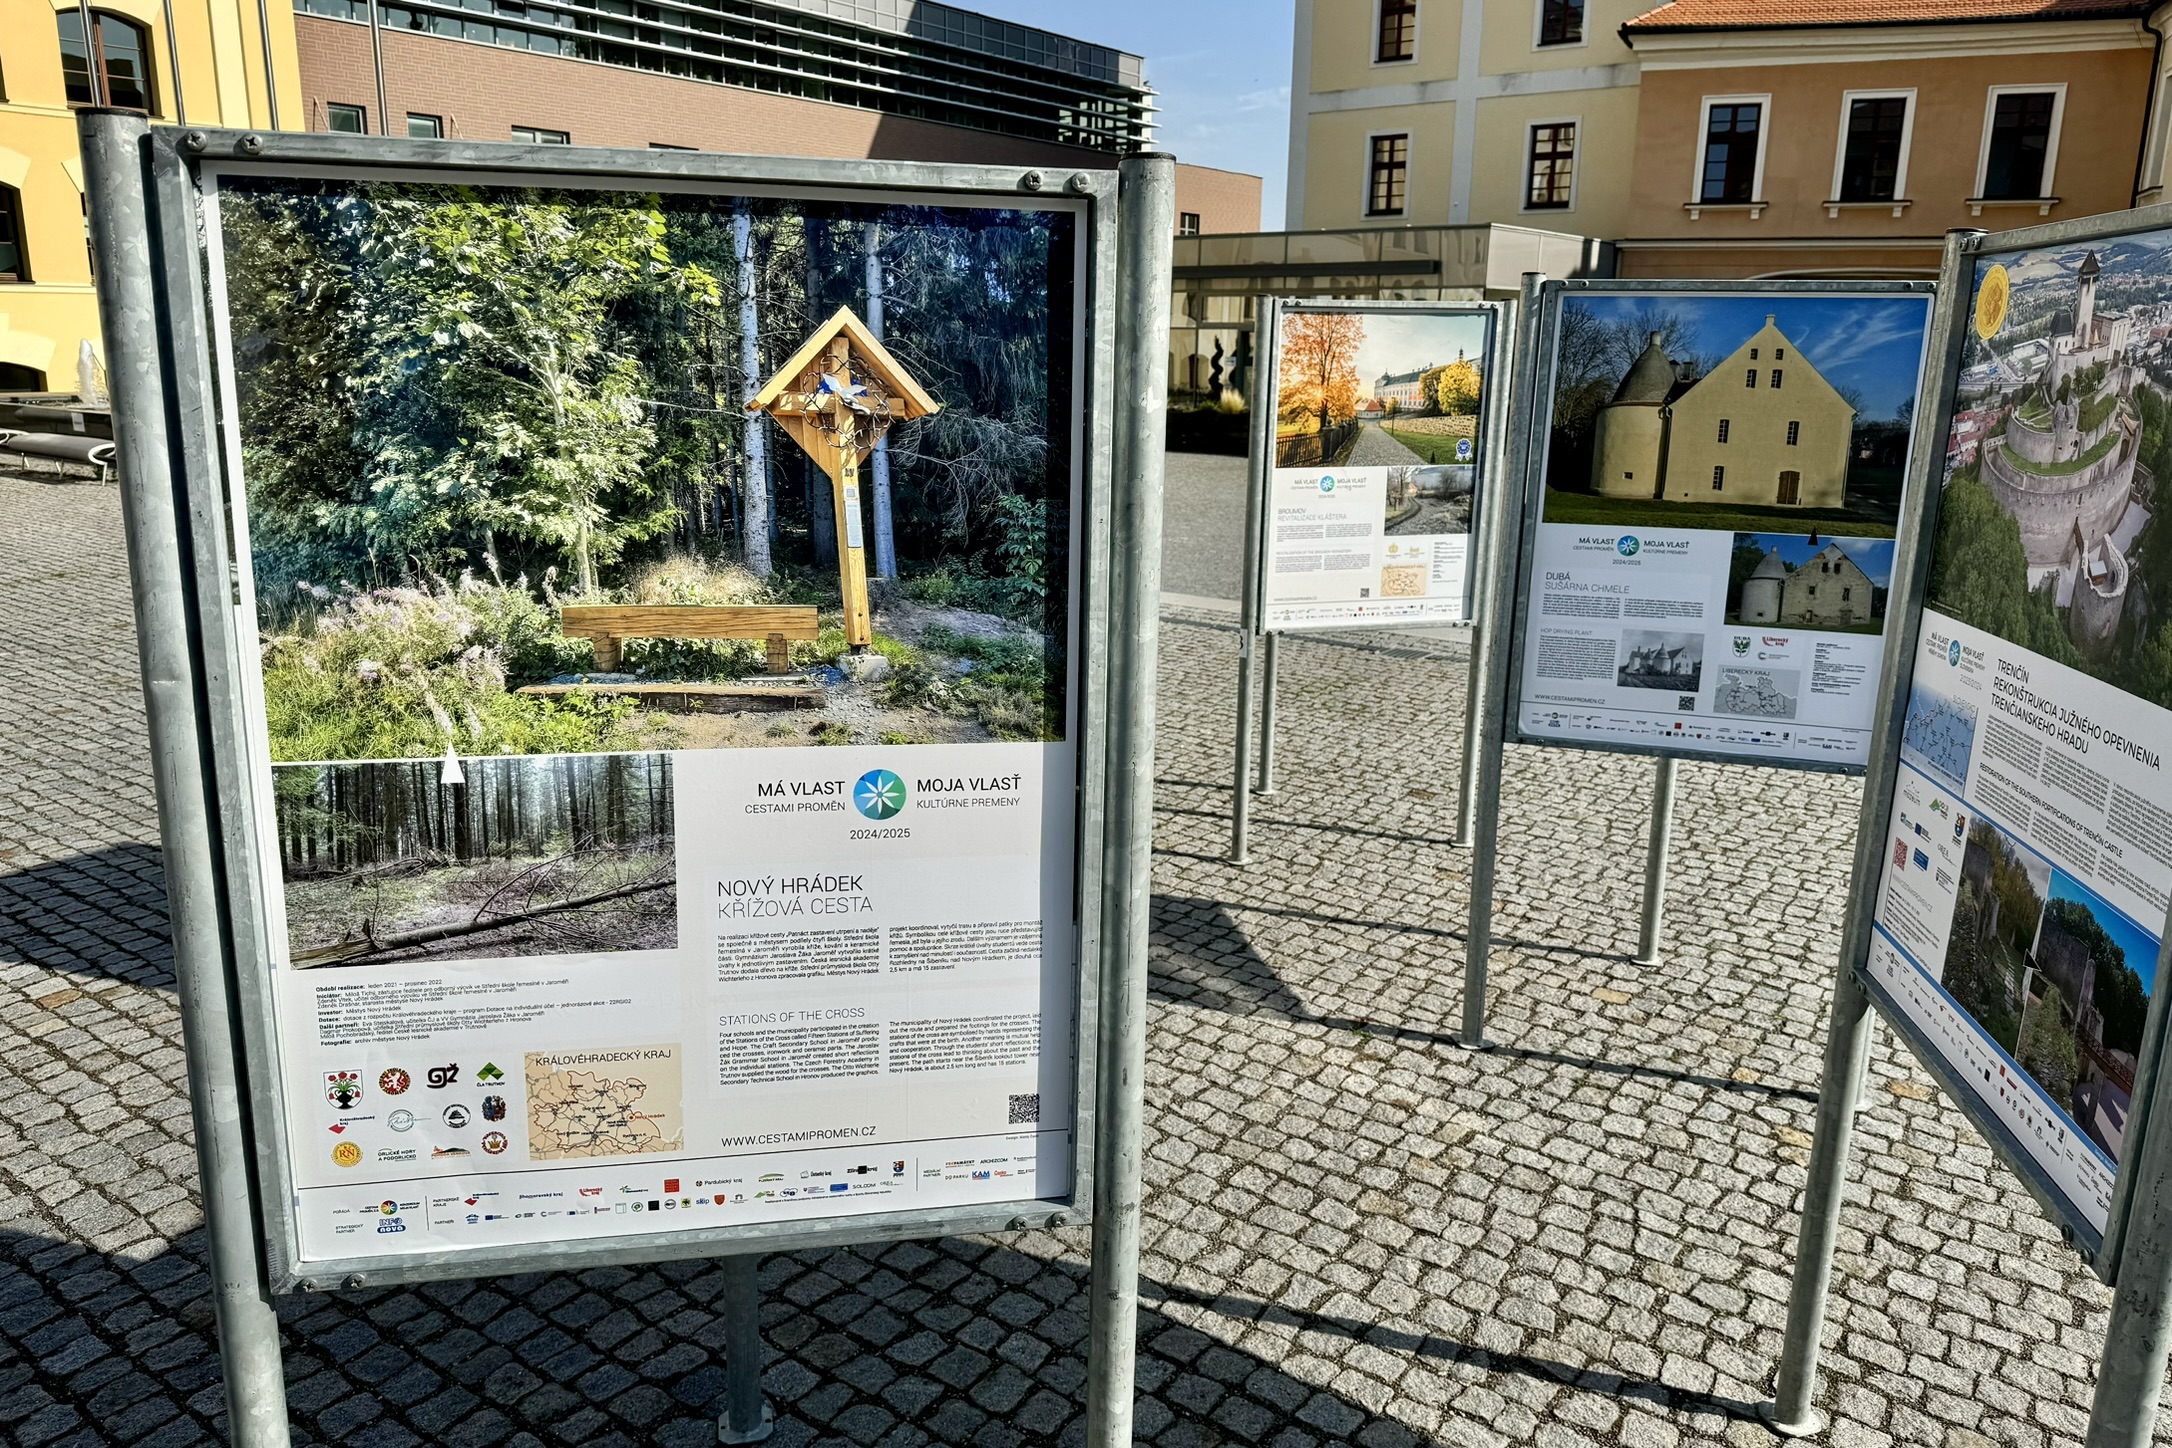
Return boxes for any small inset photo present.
[1726,533,1894,633]
[276,752,677,967]
[1617,629,1704,692]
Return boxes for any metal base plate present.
[1757,1401,1824,1439]
[719,1402,775,1445]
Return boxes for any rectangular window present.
[1367,134,1409,216]
[1842,587,1853,601]
[1786,420,1800,446]
[1839,95,1909,203]
[1982,91,2058,199]
[327,103,367,135]
[1772,369,1783,389]
[1538,0,1584,46]
[1526,123,1576,210]
[1745,369,1758,388]
[1776,348,1786,361]
[1750,348,1759,360]
[1178,211,1202,236]
[1717,419,1730,443]
[0,187,27,283]
[407,114,443,139]
[1700,102,1762,204]
[1712,466,1726,491]
[512,125,570,145]
[1377,0,1416,63]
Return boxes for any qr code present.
[1678,695,1698,711]
[1007,1093,1040,1124]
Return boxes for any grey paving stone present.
[4,478,2172,1446]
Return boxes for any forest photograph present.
[276,752,676,967]
[218,176,1076,764]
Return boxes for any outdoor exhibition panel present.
[1502,281,1938,774]
[1249,299,1510,633]
[1843,216,2172,1264]
[130,128,1136,1294]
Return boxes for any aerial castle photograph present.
[1541,293,1931,535]
[1932,239,2172,705]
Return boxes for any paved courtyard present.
[1,469,2162,1447]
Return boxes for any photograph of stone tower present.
[1935,235,2172,702]
[1541,291,1932,536]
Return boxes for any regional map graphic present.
[526,1046,685,1160]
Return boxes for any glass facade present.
[295,0,1151,154]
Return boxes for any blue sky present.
[1740,533,1895,589]
[964,2,1294,227]
[1568,294,1934,424]
[1352,313,1491,383]
[2046,872,2163,992]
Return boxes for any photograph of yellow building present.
[1544,290,1931,536]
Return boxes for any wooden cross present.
[750,305,939,649]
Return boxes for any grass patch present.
[1540,487,1896,539]
[1381,426,1473,465]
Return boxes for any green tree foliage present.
[2043,896,2149,1055]
[1925,470,2082,670]
[1433,357,1482,417]
[1729,536,1771,614]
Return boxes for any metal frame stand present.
[1231,633,1258,864]
[1458,274,1544,1049]
[1082,150,1174,1448]
[1255,633,1280,797]
[81,108,295,1447]
[717,1256,774,1444]
[1633,757,1676,967]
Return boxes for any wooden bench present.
[558,604,821,674]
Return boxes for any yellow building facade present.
[0,0,300,391]
[1287,0,1642,238]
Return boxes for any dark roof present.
[1610,336,1678,406]
[1623,0,2150,34]
[2080,251,2103,278]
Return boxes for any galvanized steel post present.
[1763,231,1978,1439]
[1633,757,1676,966]
[717,1254,773,1443]
[1083,150,1173,1448]
[79,108,294,1448]
[1459,274,1544,1048]
[1256,632,1280,796]
[1230,301,1277,865]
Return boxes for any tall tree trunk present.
[865,220,898,579]
[734,200,773,576]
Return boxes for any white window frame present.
[1688,94,1772,219]
[1972,83,2068,214]
[1521,116,1582,214]
[1826,89,1916,216]
[1533,0,1589,52]
[1362,129,1411,218]
[1372,0,1419,68]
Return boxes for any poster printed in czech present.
[1514,288,1933,766]
[1866,238,2172,1235]
[1261,307,1493,630]
[205,172,1085,1264]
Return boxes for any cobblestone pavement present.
[1342,425,1425,468]
[2,472,2165,1447]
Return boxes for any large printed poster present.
[206,172,1084,1264]
[1262,307,1492,629]
[1515,289,1933,766]
[1867,237,2172,1235]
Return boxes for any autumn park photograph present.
[1272,308,1490,495]
[219,178,1078,767]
